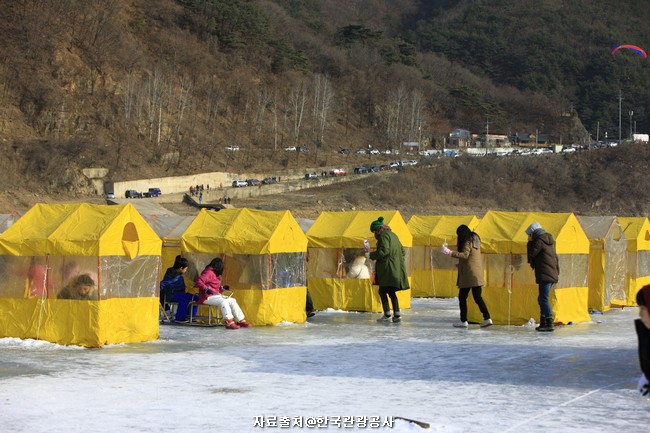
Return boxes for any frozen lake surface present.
[0,298,648,432]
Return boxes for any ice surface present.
[0,298,647,432]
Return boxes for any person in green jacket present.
[365,216,409,323]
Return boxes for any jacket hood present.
[471,232,481,249]
[537,232,555,246]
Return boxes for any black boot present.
[537,316,554,332]
[535,316,546,331]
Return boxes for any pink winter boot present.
[224,319,240,330]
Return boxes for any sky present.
[0,298,648,433]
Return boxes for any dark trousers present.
[379,286,400,316]
[458,286,490,322]
[306,290,314,312]
[171,292,199,321]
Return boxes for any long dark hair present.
[208,257,224,276]
[456,224,472,251]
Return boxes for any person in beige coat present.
[442,224,492,328]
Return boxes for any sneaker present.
[237,320,252,328]
[392,315,402,323]
[480,318,493,328]
[377,314,392,322]
[453,321,468,328]
[224,319,240,330]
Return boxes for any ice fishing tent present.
[180,208,307,325]
[0,203,162,347]
[471,211,590,325]
[576,216,627,312]
[141,214,197,283]
[618,217,650,306]
[407,215,480,298]
[306,211,412,312]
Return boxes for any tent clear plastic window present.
[186,252,305,291]
[0,255,158,300]
[638,250,650,277]
[99,256,159,299]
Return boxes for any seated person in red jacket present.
[160,255,198,322]
[195,257,251,330]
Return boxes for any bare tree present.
[291,82,308,145]
[311,74,334,148]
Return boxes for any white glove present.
[441,245,452,255]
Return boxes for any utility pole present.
[619,90,622,146]
[485,118,488,153]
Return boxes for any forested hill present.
[0,0,649,198]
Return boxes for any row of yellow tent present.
[0,204,648,347]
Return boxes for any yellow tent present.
[0,203,162,347]
[407,215,480,298]
[618,217,650,306]
[577,216,627,312]
[306,211,412,312]
[180,208,308,325]
[472,211,590,325]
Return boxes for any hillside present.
[0,1,649,216]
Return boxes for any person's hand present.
[363,239,370,252]
[441,245,452,255]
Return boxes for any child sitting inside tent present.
[195,258,252,330]
[57,274,95,300]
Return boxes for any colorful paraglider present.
[611,44,647,58]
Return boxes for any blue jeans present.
[538,282,553,317]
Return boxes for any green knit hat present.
[370,216,385,232]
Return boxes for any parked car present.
[297,146,309,153]
[355,149,367,154]
[143,187,161,197]
[105,192,115,199]
[232,180,248,187]
[338,148,350,155]
[262,177,278,184]
[369,149,380,155]
[354,166,368,174]
[304,172,318,179]
[125,189,142,199]
[284,146,296,151]
[247,178,261,186]
[329,168,347,176]
[225,145,240,151]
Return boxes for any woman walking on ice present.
[442,224,492,328]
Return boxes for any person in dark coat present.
[526,222,559,332]
[636,285,650,401]
[365,216,409,323]
[442,224,492,328]
[160,255,198,322]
